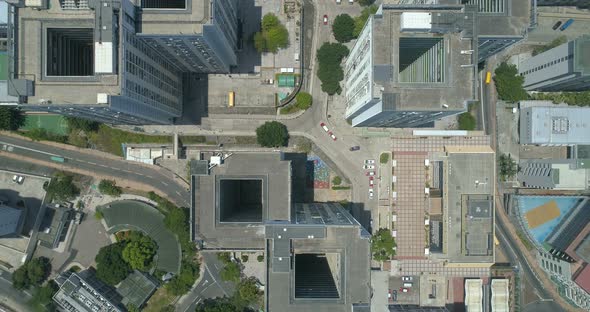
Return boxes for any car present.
[369,179,374,186]
[323,15,328,25]
[349,146,360,151]
[560,18,574,31]
[400,288,409,293]
[17,176,24,184]
[364,159,375,164]
[320,122,329,132]
[365,171,375,176]
[74,211,84,224]
[12,175,18,183]
[363,164,375,170]
[402,276,413,281]
[329,133,337,141]
[368,189,374,198]
[392,290,397,301]
[552,21,562,30]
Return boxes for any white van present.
[403,282,413,288]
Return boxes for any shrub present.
[45,172,80,201]
[98,179,123,197]
[241,254,249,263]
[94,210,104,220]
[257,255,264,262]
[217,252,232,264]
[380,153,389,164]
[295,92,313,110]
[371,228,396,261]
[353,5,378,37]
[256,121,289,147]
[253,13,289,53]
[332,176,342,186]
[220,262,241,282]
[0,107,25,131]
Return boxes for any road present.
[0,134,190,207]
[0,271,31,312]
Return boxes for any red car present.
[323,15,328,25]
[328,131,337,141]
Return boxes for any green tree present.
[254,13,289,53]
[256,121,289,147]
[98,179,123,197]
[371,228,396,261]
[11,257,51,290]
[237,277,260,304]
[316,43,350,95]
[493,62,529,103]
[12,264,30,290]
[332,176,342,186]
[29,281,58,312]
[332,14,356,43]
[65,117,100,132]
[122,233,157,271]
[498,153,518,181]
[220,262,241,282]
[166,259,200,296]
[353,5,378,37]
[44,173,80,201]
[257,255,264,262]
[358,0,375,6]
[295,92,313,110]
[380,153,389,164]
[95,242,131,285]
[457,112,476,130]
[195,297,239,312]
[0,107,25,130]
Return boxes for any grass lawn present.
[89,125,171,156]
[142,287,176,312]
[279,104,301,115]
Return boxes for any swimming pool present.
[517,196,582,244]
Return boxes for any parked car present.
[368,189,374,198]
[320,122,329,132]
[323,15,328,25]
[328,132,337,141]
[364,159,375,164]
[560,18,574,31]
[17,176,24,184]
[552,21,562,30]
[392,290,397,301]
[12,175,18,183]
[402,276,413,281]
[366,171,375,176]
[349,146,360,151]
[363,164,375,170]
[369,179,374,186]
[400,288,409,293]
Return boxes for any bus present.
[485,71,492,84]
[228,91,235,108]
[50,156,66,163]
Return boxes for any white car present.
[12,175,18,183]
[363,164,375,170]
[365,159,375,165]
[368,189,374,198]
[402,276,413,281]
[320,122,329,132]
[369,179,374,187]
[17,176,24,184]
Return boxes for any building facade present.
[6,0,238,125]
[519,35,590,91]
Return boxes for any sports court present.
[21,114,69,135]
[101,200,181,274]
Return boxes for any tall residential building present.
[344,6,478,127]
[6,0,238,125]
[519,103,590,146]
[518,35,590,91]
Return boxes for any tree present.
[237,277,260,304]
[332,176,342,186]
[95,242,131,285]
[122,232,157,271]
[29,281,58,312]
[0,106,25,131]
[65,116,100,132]
[332,14,356,43]
[12,265,30,290]
[256,121,289,147]
[166,259,200,296]
[380,153,389,164]
[498,153,518,181]
[220,262,241,282]
[195,297,239,312]
[371,228,396,261]
[457,112,476,130]
[98,179,123,197]
[45,173,80,201]
[257,255,264,262]
[493,62,529,103]
[11,257,51,290]
[253,13,289,53]
[295,92,313,110]
[316,43,350,95]
[353,5,378,37]
[358,0,375,6]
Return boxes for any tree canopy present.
[295,92,313,110]
[98,180,123,197]
[44,173,80,202]
[498,153,518,181]
[29,281,59,312]
[316,43,349,95]
[353,5,378,37]
[371,228,397,261]
[166,258,200,296]
[95,241,131,285]
[0,107,25,131]
[358,0,376,6]
[256,121,289,147]
[65,116,100,132]
[254,13,289,53]
[12,257,51,290]
[122,232,157,271]
[220,262,241,283]
[332,14,355,43]
[493,62,529,103]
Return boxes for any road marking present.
[0,141,60,157]
[87,162,97,165]
[162,181,169,186]
[176,191,182,196]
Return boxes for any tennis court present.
[21,114,69,135]
[101,200,181,274]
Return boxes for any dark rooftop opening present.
[47,28,94,77]
[398,37,445,83]
[141,0,186,9]
[295,254,340,299]
[219,179,262,223]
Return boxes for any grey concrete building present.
[343,5,478,128]
[193,152,371,312]
[0,204,22,237]
[5,0,238,125]
[519,35,590,91]
[518,159,590,190]
[519,104,590,146]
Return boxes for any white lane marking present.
[162,181,169,186]
[0,141,60,157]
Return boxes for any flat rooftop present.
[370,9,476,111]
[196,152,291,249]
[444,147,495,264]
[135,0,210,35]
[520,106,590,145]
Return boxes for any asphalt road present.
[0,134,190,207]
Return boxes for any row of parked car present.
[12,175,25,184]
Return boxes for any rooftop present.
[0,204,22,237]
[520,105,590,145]
[37,204,71,249]
[491,279,509,312]
[518,158,590,190]
[573,264,590,295]
[116,270,158,309]
[53,270,123,312]
[464,279,483,312]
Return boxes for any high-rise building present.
[344,6,478,127]
[518,35,590,91]
[6,0,238,125]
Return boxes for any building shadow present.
[177,73,209,125]
[283,153,314,203]
[234,0,262,74]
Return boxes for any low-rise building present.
[518,159,590,190]
[491,279,509,312]
[519,102,590,146]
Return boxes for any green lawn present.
[21,114,69,135]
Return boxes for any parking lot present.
[389,275,420,305]
[0,169,50,270]
[527,7,590,44]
